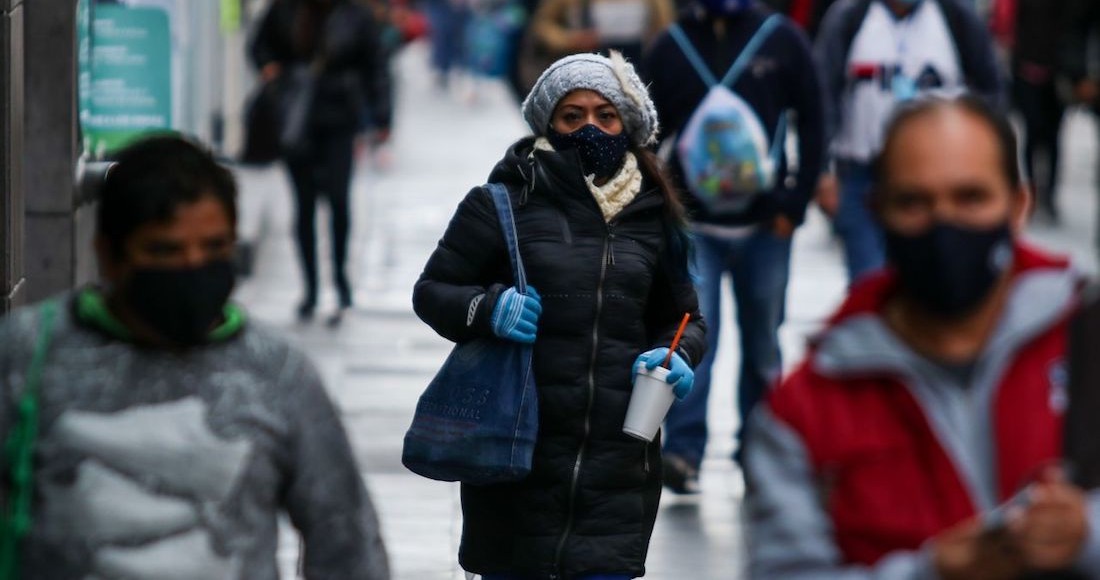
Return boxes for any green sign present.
[221,0,242,34]
[81,5,172,157]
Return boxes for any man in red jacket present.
[744,95,1099,578]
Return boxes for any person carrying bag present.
[411,51,706,580]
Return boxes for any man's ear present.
[1011,183,1032,235]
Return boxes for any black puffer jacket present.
[413,138,706,579]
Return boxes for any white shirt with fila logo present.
[835,0,963,162]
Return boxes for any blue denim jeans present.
[662,227,792,468]
[424,0,469,75]
[835,160,885,283]
[482,575,632,580]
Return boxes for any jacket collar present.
[812,242,1080,379]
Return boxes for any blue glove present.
[490,286,542,344]
[633,348,694,400]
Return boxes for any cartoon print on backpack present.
[669,15,786,216]
[684,92,776,213]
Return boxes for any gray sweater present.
[0,293,390,580]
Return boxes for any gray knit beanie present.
[521,51,659,147]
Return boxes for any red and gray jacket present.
[744,243,1100,577]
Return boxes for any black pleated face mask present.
[123,260,236,346]
[885,221,1014,318]
[547,124,631,181]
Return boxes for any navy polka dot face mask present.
[547,124,631,181]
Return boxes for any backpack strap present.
[668,14,784,89]
[668,23,720,87]
[719,14,784,87]
[839,0,875,64]
[768,111,788,167]
[1,300,58,580]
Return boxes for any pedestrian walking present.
[249,0,393,324]
[992,0,1068,224]
[745,96,1099,578]
[524,0,673,77]
[412,52,706,579]
[815,0,1002,283]
[643,0,825,492]
[424,0,472,87]
[0,135,389,580]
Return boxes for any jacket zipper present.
[552,232,611,578]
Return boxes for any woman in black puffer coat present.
[413,52,706,580]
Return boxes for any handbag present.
[239,54,325,165]
[402,183,539,485]
[239,81,283,166]
[1,301,59,580]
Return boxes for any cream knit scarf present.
[534,137,643,222]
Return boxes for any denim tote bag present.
[402,183,538,485]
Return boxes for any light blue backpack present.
[669,15,785,215]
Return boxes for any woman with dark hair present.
[413,52,707,579]
[250,0,393,324]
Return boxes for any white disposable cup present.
[623,366,675,442]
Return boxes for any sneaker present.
[662,453,701,495]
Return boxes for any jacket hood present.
[486,137,538,189]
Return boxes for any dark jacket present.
[412,138,706,579]
[643,8,826,227]
[249,0,393,133]
[1007,0,1067,77]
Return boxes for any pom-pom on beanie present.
[521,51,659,147]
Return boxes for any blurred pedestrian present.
[815,0,1001,283]
[527,0,673,71]
[250,0,393,324]
[745,96,1098,578]
[0,136,389,580]
[424,0,472,87]
[412,52,706,579]
[643,0,825,492]
[992,0,1068,224]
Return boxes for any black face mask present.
[547,124,631,181]
[123,260,236,346]
[885,221,1014,318]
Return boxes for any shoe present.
[335,273,353,309]
[296,299,316,322]
[662,453,701,495]
[326,306,349,328]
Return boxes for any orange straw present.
[663,313,692,369]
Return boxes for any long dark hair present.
[634,147,694,283]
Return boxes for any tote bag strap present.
[484,183,528,294]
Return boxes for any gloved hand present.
[633,348,694,400]
[490,286,542,344]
